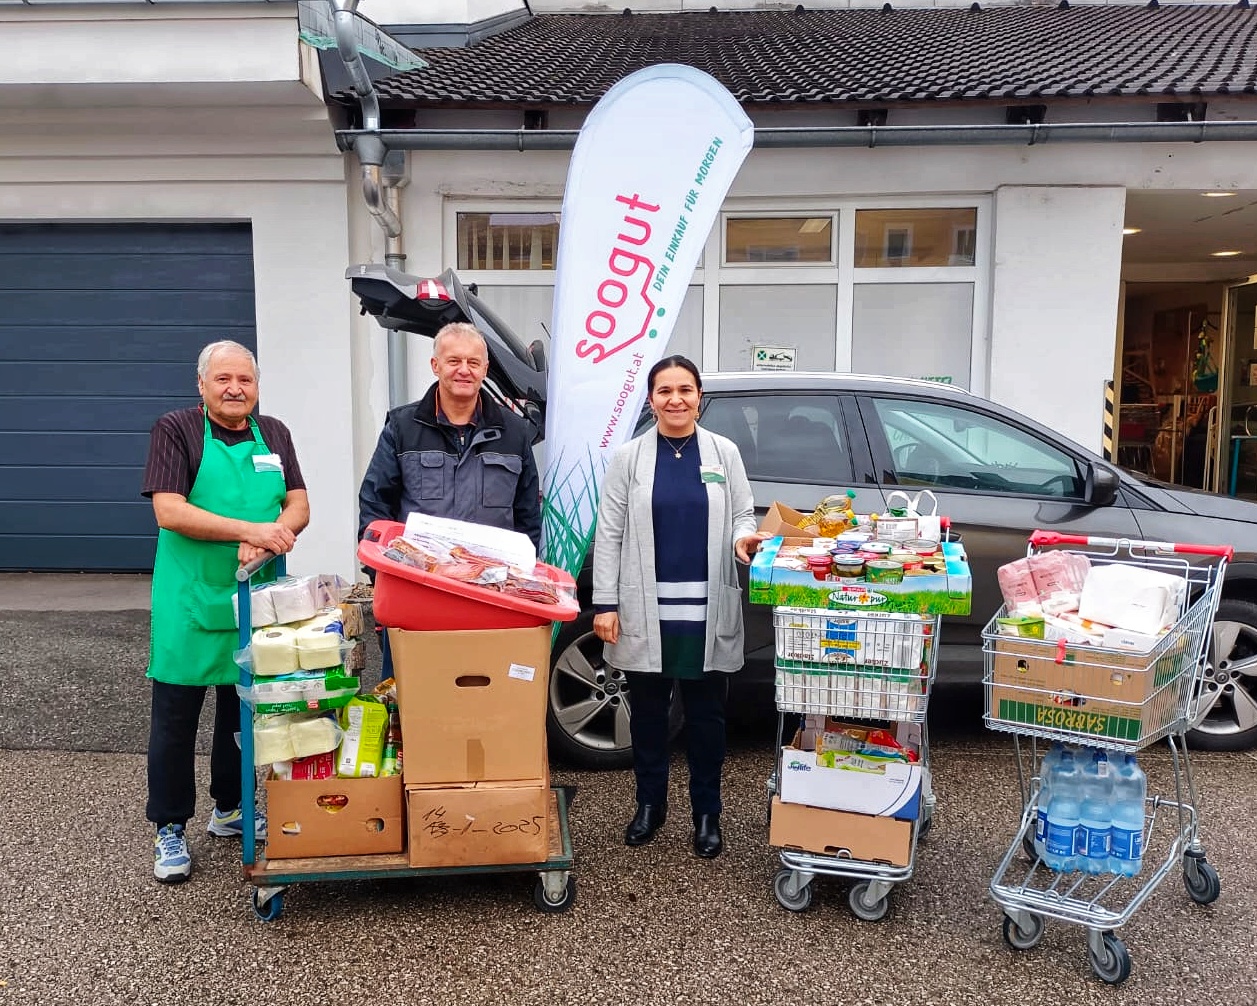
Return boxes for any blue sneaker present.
[153,824,191,883]
[207,806,267,839]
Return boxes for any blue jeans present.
[625,672,728,817]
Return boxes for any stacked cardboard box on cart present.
[389,625,552,867]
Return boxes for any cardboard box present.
[264,775,404,859]
[768,796,912,867]
[337,600,366,639]
[407,780,549,868]
[750,536,972,615]
[989,634,1190,743]
[758,502,820,540]
[344,639,367,673]
[778,720,922,820]
[389,625,550,785]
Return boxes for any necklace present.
[659,432,694,459]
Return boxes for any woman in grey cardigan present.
[592,355,763,858]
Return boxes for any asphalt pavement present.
[0,576,1254,1006]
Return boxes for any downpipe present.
[332,0,408,407]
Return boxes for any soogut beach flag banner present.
[541,64,754,575]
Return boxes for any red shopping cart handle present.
[1028,529,1234,560]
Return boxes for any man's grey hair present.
[197,340,259,380]
[433,322,488,359]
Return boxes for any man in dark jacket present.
[358,321,542,548]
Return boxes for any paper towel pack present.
[1079,563,1186,636]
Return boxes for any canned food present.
[899,556,924,571]
[865,559,904,584]
[862,541,893,555]
[906,538,940,556]
[831,556,865,578]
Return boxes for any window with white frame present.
[724,216,834,265]
[855,208,977,268]
[457,212,560,271]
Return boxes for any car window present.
[702,394,853,484]
[871,398,1084,497]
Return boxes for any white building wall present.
[988,186,1126,452]
[363,138,1256,465]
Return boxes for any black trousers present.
[625,672,728,817]
[146,681,242,828]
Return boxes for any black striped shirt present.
[141,405,305,499]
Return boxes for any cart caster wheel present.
[848,881,890,922]
[772,869,814,913]
[1183,857,1221,905]
[252,889,284,922]
[1021,829,1039,863]
[1089,932,1131,985]
[917,814,932,840]
[533,876,576,913]
[1002,912,1045,951]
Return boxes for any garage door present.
[0,222,257,571]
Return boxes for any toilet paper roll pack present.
[250,626,300,676]
[269,576,320,624]
[233,584,278,629]
[295,625,345,670]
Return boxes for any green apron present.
[147,412,286,686]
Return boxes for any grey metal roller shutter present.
[0,222,257,571]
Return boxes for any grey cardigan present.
[592,425,757,674]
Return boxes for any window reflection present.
[855,209,977,268]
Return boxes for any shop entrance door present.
[1216,277,1257,497]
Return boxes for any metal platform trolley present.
[233,553,576,922]
[982,531,1231,984]
[768,604,941,920]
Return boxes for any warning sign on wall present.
[752,346,797,371]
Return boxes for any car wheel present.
[547,612,682,769]
[1189,597,1257,752]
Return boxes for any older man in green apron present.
[141,340,309,883]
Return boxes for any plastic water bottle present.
[1077,748,1113,875]
[1109,753,1147,877]
[1034,742,1065,860]
[1044,747,1081,872]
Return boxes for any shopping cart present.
[982,530,1230,984]
[768,605,939,920]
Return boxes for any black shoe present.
[693,814,723,858]
[624,803,667,846]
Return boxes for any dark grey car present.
[547,373,1257,768]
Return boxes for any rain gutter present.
[336,119,1257,152]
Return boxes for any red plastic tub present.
[358,520,580,631]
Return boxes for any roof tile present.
[367,5,1257,108]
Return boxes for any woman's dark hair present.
[647,354,702,394]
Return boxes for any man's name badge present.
[253,453,284,474]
